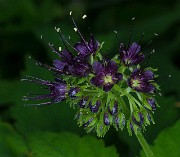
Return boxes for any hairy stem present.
[136,131,155,157]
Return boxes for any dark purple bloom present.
[22,76,67,106]
[68,87,80,98]
[91,60,123,92]
[52,49,91,77]
[74,34,100,57]
[104,113,110,126]
[147,98,156,111]
[128,68,155,93]
[132,112,144,126]
[108,101,118,115]
[119,42,145,66]
[89,100,101,113]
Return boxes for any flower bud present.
[104,113,110,126]
[83,118,93,127]
[108,101,118,115]
[89,100,101,113]
[68,87,80,98]
[132,112,144,126]
[147,98,156,111]
[79,98,87,108]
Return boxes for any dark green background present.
[0,0,180,156]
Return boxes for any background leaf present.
[141,119,180,157]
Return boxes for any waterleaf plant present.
[22,12,160,157]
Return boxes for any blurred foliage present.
[0,122,118,157]
[0,0,179,156]
[141,119,180,157]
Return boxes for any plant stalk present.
[136,131,155,157]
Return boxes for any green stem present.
[136,131,155,157]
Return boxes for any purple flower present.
[74,34,100,57]
[89,100,101,113]
[128,68,155,93]
[108,101,118,115]
[53,49,91,77]
[79,98,88,108]
[22,77,67,106]
[91,60,123,92]
[132,112,144,126]
[119,42,145,66]
[147,98,156,111]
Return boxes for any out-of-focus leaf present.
[0,121,119,157]
[0,122,29,157]
[141,119,180,157]
[117,96,179,156]
[29,131,119,157]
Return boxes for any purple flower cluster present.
[22,14,159,136]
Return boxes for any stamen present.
[144,49,155,66]
[71,16,92,52]
[24,101,52,107]
[128,17,135,47]
[142,33,159,51]
[114,30,120,48]
[70,11,72,16]
[59,47,62,52]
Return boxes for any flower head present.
[119,42,145,66]
[91,60,123,92]
[128,68,155,93]
[23,13,160,137]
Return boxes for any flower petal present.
[128,42,141,54]
[103,83,114,92]
[88,34,99,53]
[92,62,104,74]
[53,60,66,70]
[74,42,90,56]
[106,60,118,74]
[143,70,154,80]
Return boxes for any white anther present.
[169,75,171,78]
[70,11,72,15]
[114,30,117,34]
[151,49,155,54]
[82,15,87,19]
[56,28,60,33]
[59,47,62,51]
[74,28,78,32]
[154,33,158,36]
[40,35,43,39]
[28,56,31,59]
[132,17,135,20]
